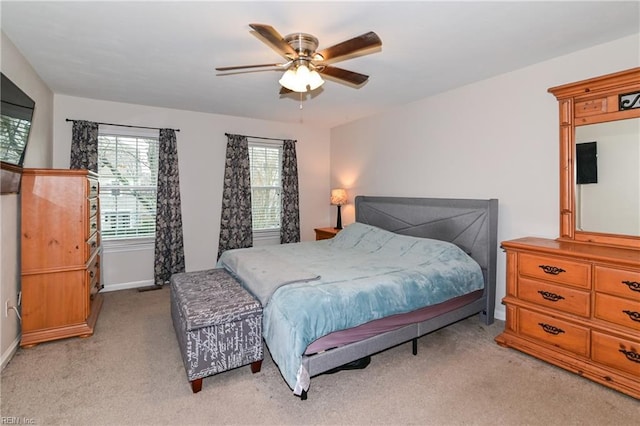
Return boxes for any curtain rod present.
[225,133,295,142]
[66,118,180,132]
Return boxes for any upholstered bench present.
[170,268,263,393]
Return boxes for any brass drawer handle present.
[537,290,565,302]
[538,265,566,275]
[618,348,640,364]
[538,322,565,335]
[622,310,640,323]
[622,280,640,292]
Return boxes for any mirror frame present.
[548,67,640,250]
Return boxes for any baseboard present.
[493,305,506,322]
[101,280,155,292]
[1,334,20,371]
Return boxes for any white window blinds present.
[248,142,282,231]
[98,128,159,240]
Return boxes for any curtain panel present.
[69,120,99,171]
[154,128,185,285]
[280,139,300,244]
[218,134,253,259]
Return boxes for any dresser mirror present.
[549,67,640,249]
[574,118,640,236]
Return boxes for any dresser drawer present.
[592,331,640,377]
[87,254,101,297]
[518,308,590,356]
[88,197,99,219]
[86,233,99,259]
[519,253,591,289]
[518,277,590,317]
[85,211,99,240]
[594,293,640,331]
[87,178,99,198]
[594,266,640,302]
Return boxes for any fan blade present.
[216,63,282,71]
[249,23,297,59]
[318,66,369,86]
[315,31,382,63]
[279,86,293,95]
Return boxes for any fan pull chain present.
[299,92,304,123]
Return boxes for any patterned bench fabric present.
[170,269,263,382]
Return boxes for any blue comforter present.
[217,222,484,394]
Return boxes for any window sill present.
[253,228,280,246]
[103,237,154,253]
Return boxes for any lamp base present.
[335,205,343,230]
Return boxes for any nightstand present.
[314,227,340,240]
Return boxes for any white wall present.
[0,32,54,368]
[52,96,331,290]
[330,34,640,321]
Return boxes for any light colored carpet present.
[1,287,637,425]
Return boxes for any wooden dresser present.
[20,168,103,347]
[496,237,640,398]
[496,68,640,399]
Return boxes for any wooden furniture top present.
[502,237,640,267]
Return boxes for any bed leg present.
[412,338,418,356]
[250,360,263,374]
[300,390,308,401]
[190,378,203,393]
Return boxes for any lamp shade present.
[279,63,325,93]
[330,188,348,206]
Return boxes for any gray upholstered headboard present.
[355,196,498,300]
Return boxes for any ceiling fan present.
[215,24,382,94]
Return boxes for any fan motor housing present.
[284,33,319,58]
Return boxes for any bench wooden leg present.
[190,378,203,393]
[250,360,263,374]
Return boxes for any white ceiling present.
[2,1,639,128]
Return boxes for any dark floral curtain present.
[218,134,253,259]
[154,129,185,286]
[70,120,99,171]
[280,139,300,244]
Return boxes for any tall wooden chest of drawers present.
[20,168,104,347]
[495,237,640,399]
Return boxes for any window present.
[248,141,282,232]
[98,127,159,241]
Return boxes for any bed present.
[217,196,498,399]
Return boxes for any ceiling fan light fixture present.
[278,69,306,92]
[279,63,324,93]
[308,70,324,90]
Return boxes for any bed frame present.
[299,196,499,399]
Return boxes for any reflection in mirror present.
[1,73,35,167]
[575,118,640,236]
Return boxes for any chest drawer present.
[518,277,590,317]
[592,331,640,377]
[86,232,100,259]
[87,178,99,198]
[519,253,591,289]
[518,308,590,357]
[87,254,101,297]
[594,293,640,331]
[594,266,640,302]
[85,211,99,240]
